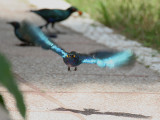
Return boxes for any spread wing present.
[80,50,135,68]
[21,21,68,58]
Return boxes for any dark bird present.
[23,21,135,71]
[30,6,82,31]
[7,21,56,46]
[7,21,35,46]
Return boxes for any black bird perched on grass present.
[30,6,82,31]
[7,21,35,46]
[23,21,135,71]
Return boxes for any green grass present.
[66,0,160,51]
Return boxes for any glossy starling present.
[23,21,135,71]
[30,6,82,32]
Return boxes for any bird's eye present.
[73,55,75,58]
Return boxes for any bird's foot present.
[17,43,34,47]
[67,67,77,71]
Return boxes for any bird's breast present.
[63,57,80,67]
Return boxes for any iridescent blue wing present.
[89,50,116,59]
[81,50,135,68]
[80,50,116,65]
[78,53,97,64]
[97,50,135,68]
[21,21,68,58]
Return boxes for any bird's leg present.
[45,22,57,38]
[51,22,65,34]
[39,22,49,30]
[45,22,49,30]
[74,67,77,71]
[52,24,64,34]
[68,67,71,71]
[51,22,55,28]
[45,22,55,35]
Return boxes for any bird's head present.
[66,51,78,59]
[64,51,80,66]
[67,6,82,16]
[7,21,20,29]
[65,51,79,62]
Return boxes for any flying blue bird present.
[23,21,135,71]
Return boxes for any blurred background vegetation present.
[66,0,160,51]
[0,53,26,119]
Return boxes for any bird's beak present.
[78,11,82,16]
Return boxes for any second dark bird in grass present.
[30,6,82,32]
[23,21,135,71]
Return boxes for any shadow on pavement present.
[53,107,151,119]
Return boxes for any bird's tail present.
[97,50,136,68]
[30,10,36,12]
[29,10,40,14]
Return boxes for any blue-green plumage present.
[7,21,35,45]
[31,9,71,22]
[24,21,135,71]
[30,6,81,30]
[63,51,81,67]
[22,21,67,57]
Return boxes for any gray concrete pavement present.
[0,0,160,120]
